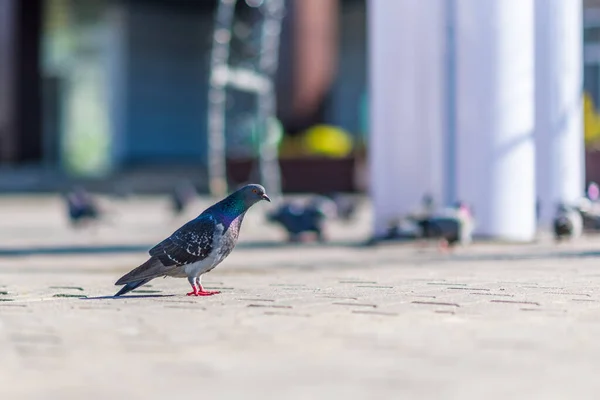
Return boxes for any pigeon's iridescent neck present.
[207,195,248,227]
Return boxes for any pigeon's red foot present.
[187,285,200,296]
[186,291,220,296]
[186,285,221,296]
[197,285,221,296]
[198,290,221,296]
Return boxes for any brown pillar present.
[292,0,339,126]
[0,0,17,164]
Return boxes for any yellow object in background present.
[584,92,600,148]
[303,125,353,158]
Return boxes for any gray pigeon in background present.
[267,196,336,242]
[417,201,474,250]
[65,187,102,227]
[114,184,270,296]
[553,203,583,242]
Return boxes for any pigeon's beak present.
[262,193,271,202]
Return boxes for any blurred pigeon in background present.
[267,196,335,242]
[379,217,420,242]
[171,181,197,216]
[572,181,600,230]
[415,201,474,250]
[572,196,600,231]
[553,203,583,242]
[373,196,473,250]
[64,187,102,227]
[114,184,271,297]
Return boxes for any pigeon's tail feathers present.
[114,278,152,297]
[115,256,175,286]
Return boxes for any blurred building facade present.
[0,0,366,192]
[2,0,600,208]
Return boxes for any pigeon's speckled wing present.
[114,215,220,286]
[149,214,219,267]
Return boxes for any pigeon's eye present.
[252,189,258,194]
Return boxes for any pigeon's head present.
[237,184,271,207]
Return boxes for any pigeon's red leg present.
[186,284,200,296]
[187,277,220,296]
[197,284,221,296]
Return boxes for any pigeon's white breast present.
[183,222,225,277]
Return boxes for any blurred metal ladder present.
[207,0,285,198]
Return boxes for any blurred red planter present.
[226,157,358,193]
[586,149,600,185]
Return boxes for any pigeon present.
[571,197,600,231]
[171,181,197,216]
[65,187,101,226]
[416,201,474,250]
[267,197,333,242]
[375,194,438,243]
[379,217,420,241]
[553,203,583,242]
[114,184,270,296]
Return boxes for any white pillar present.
[535,0,584,225]
[368,0,446,236]
[455,0,536,241]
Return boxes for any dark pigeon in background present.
[171,181,197,216]
[374,196,473,250]
[65,187,101,227]
[114,184,270,297]
[553,203,582,242]
[267,196,335,242]
[415,201,474,250]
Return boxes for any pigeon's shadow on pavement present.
[82,294,176,300]
[0,244,152,257]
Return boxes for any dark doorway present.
[14,0,43,163]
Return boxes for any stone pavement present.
[1,195,600,399]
